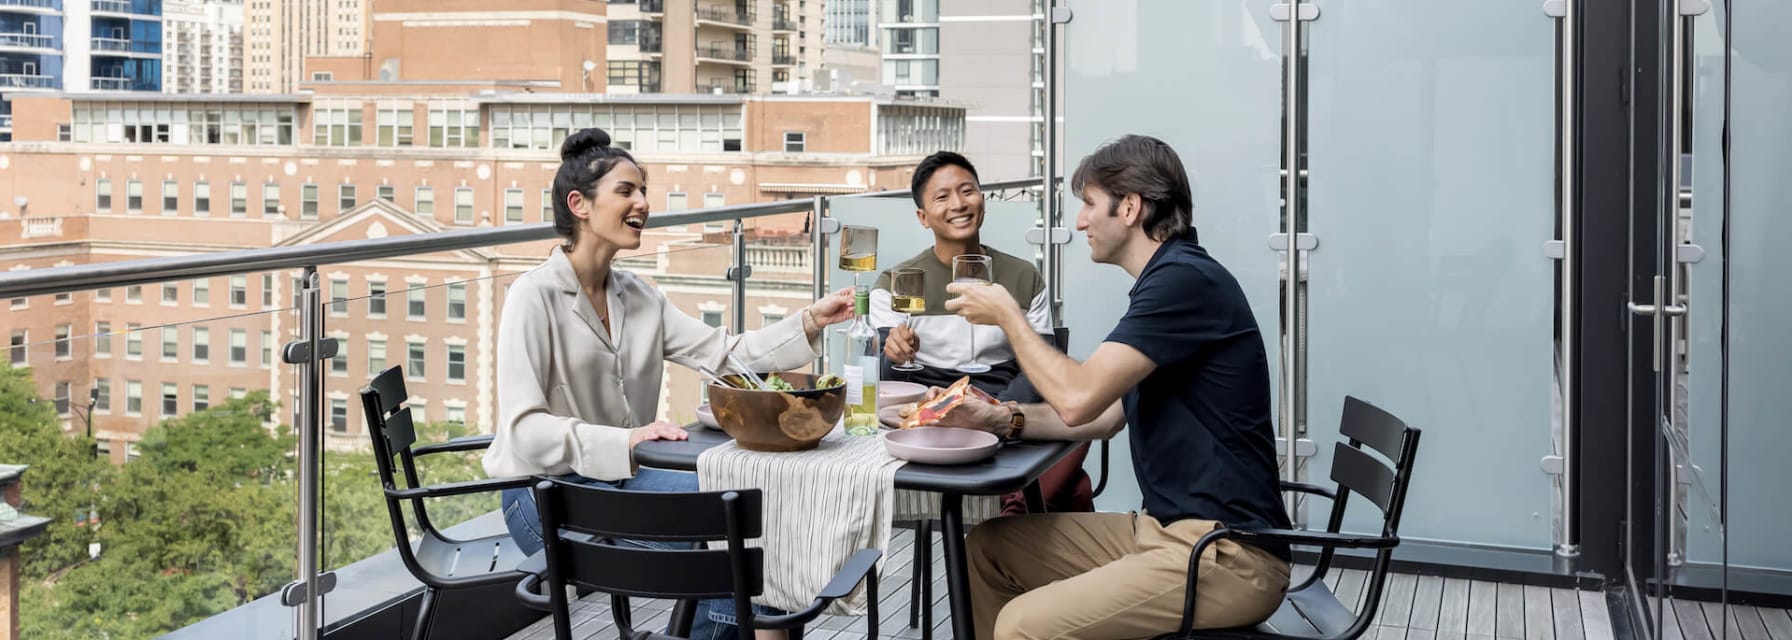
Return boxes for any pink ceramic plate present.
[883,427,999,465]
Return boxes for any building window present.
[97,178,112,212]
[162,383,179,417]
[331,337,348,375]
[126,380,142,415]
[55,381,70,416]
[428,103,479,148]
[125,324,142,358]
[313,72,333,81]
[447,344,465,382]
[330,398,348,432]
[193,278,210,305]
[447,283,466,321]
[541,188,554,221]
[230,387,246,400]
[407,341,425,378]
[194,181,211,216]
[701,311,722,327]
[704,192,726,208]
[193,385,210,412]
[314,104,364,146]
[161,327,179,361]
[230,275,247,307]
[608,20,639,44]
[368,338,387,376]
[330,279,348,316]
[96,288,112,303]
[230,181,247,217]
[504,188,524,223]
[54,325,71,360]
[784,131,806,152]
[162,283,179,305]
[377,106,414,146]
[666,192,687,211]
[262,183,281,216]
[126,285,141,303]
[95,322,111,356]
[261,331,273,367]
[126,179,143,213]
[162,180,179,214]
[762,313,784,328]
[261,274,275,307]
[377,184,395,202]
[301,184,318,218]
[339,184,356,211]
[192,327,209,362]
[445,404,465,425]
[407,401,426,425]
[230,329,246,364]
[454,187,474,224]
[407,287,426,320]
[368,281,387,317]
[415,186,434,215]
[95,379,111,412]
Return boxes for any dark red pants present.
[1001,442,1095,516]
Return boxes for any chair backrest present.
[531,478,765,636]
[357,364,440,534]
[1314,396,1422,640]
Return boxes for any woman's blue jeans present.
[501,468,770,640]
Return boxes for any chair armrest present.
[754,549,883,630]
[513,551,553,611]
[1229,527,1399,550]
[387,475,534,500]
[412,434,495,457]
[1279,480,1337,500]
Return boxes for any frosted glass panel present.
[1062,0,1285,513]
[1304,0,1555,547]
[1726,0,1792,579]
[1682,1,1726,569]
[823,196,1041,375]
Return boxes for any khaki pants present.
[968,512,1290,640]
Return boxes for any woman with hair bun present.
[486,128,854,639]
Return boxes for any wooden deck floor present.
[502,526,1653,640]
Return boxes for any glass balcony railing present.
[638,0,662,14]
[90,76,132,90]
[91,0,129,13]
[0,32,54,49]
[772,53,796,66]
[0,0,62,10]
[772,16,798,31]
[0,73,55,89]
[0,177,1045,639]
[695,45,751,62]
[694,4,752,26]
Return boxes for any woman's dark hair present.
[1069,134,1197,243]
[552,128,641,245]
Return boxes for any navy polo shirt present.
[1104,236,1292,561]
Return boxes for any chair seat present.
[414,530,529,581]
[1167,580,1358,640]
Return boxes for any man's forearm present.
[997,310,1109,425]
[1015,400,1125,441]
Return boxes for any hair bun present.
[560,128,612,161]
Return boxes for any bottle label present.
[844,364,864,405]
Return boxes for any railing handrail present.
[0,177,1044,300]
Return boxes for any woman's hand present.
[628,420,689,448]
[806,287,857,327]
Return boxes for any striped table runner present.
[696,426,1001,615]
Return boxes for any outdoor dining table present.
[634,425,1081,640]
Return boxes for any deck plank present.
[1467,580,1500,636]
[1578,589,1614,640]
[1550,588,1583,639]
[1495,582,1526,639]
[1734,605,1775,640]
[1436,577,1471,635]
[1377,573,1419,628]
[1675,598,1715,640]
[1522,585,1554,640]
[1759,606,1792,640]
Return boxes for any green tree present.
[0,365,112,579]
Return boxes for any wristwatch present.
[1001,401,1025,442]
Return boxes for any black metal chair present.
[513,478,883,640]
[1163,396,1423,640]
[358,364,536,640]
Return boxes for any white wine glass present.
[839,225,878,289]
[951,254,993,374]
[889,268,926,373]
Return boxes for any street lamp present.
[67,382,100,458]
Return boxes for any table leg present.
[939,492,974,640]
[1023,482,1046,514]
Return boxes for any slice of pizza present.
[902,376,998,429]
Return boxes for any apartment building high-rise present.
[1,0,165,141]
[823,0,873,47]
[163,0,243,93]
[603,0,824,95]
[881,0,1046,179]
[242,0,367,93]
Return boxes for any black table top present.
[634,426,1081,496]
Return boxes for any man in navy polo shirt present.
[935,134,1292,639]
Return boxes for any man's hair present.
[910,151,981,208]
[1070,135,1196,243]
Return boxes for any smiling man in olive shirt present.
[938,135,1291,639]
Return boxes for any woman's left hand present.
[806,287,857,327]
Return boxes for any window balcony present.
[694,4,752,28]
[695,44,752,64]
[0,0,61,13]
[0,72,55,89]
[0,32,55,51]
[91,76,132,90]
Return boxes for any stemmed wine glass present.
[839,225,878,288]
[951,255,993,374]
[888,268,926,372]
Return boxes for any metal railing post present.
[730,219,748,334]
[811,195,829,373]
[281,267,327,640]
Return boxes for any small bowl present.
[883,427,1000,465]
[708,372,847,452]
[879,381,929,407]
[694,404,720,429]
